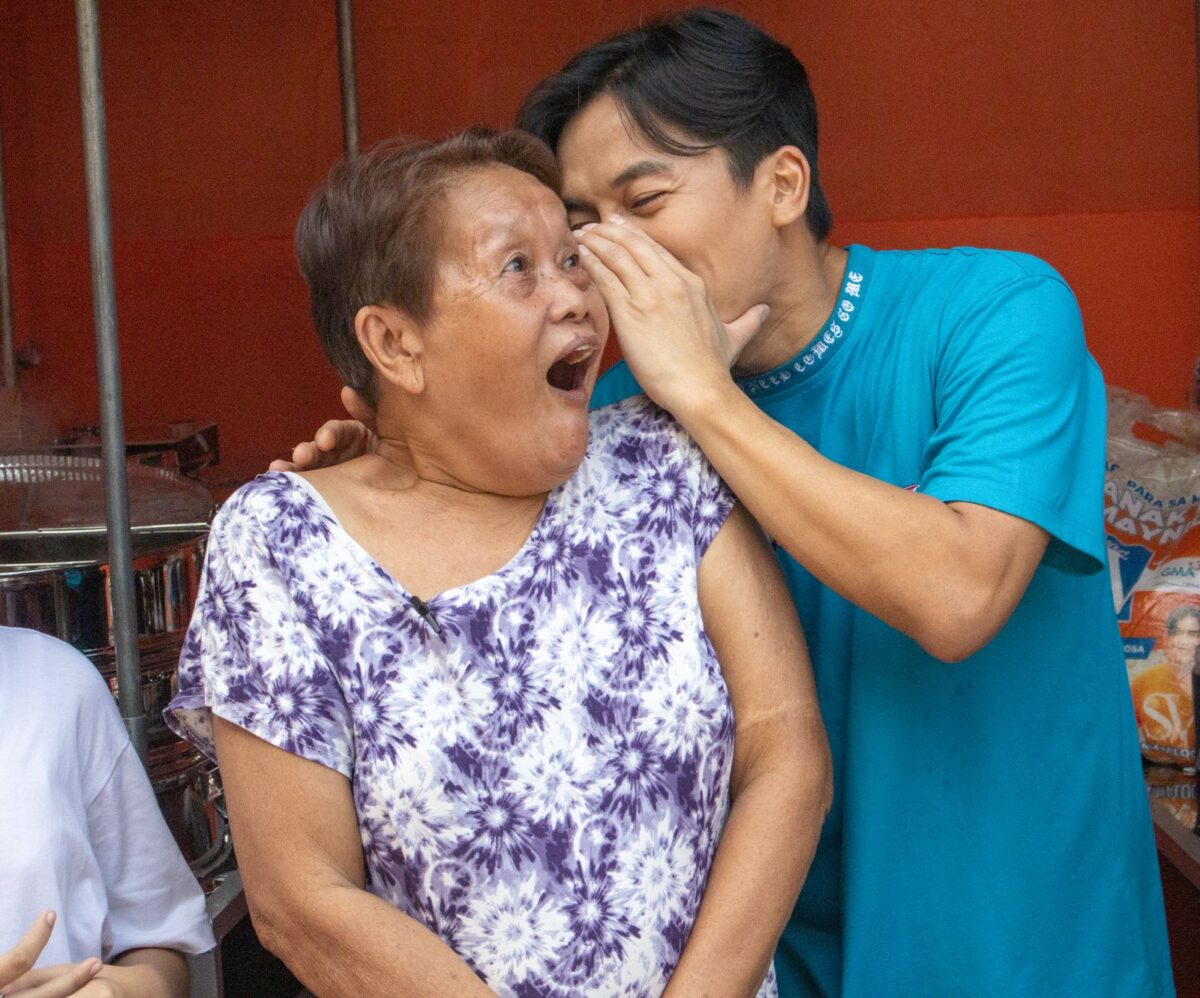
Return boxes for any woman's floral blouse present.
[168,396,775,998]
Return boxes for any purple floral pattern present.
[167,397,775,997]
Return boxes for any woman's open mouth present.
[546,341,599,394]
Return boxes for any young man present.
[282,8,1172,996]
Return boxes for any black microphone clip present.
[407,594,443,637]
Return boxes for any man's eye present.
[502,256,527,273]
[631,192,665,210]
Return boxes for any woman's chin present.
[547,383,591,407]
[532,417,590,487]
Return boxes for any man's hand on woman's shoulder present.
[269,386,377,473]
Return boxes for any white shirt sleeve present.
[88,740,216,961]
[0,626,214,964]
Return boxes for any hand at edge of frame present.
[1,912,104,997]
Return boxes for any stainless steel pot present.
[0,453,212,650]
[150,737,232,886]
[0,533,207,654]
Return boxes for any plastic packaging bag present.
[1105,388,1200,768]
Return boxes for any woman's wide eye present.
[564,253,581,269]
[502,255,527,273]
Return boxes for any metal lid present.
[0,454,214,569]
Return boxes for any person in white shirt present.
[0,626,214,997]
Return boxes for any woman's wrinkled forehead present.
[437,165,573,268]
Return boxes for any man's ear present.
[355,304,426,396]
[760,146,812,229]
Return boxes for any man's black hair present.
[517,7,833,240]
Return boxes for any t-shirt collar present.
[737,244,875,399]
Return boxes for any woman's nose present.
[548,267,590,322]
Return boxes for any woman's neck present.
[338,439,550,520]
[300,448,549,601]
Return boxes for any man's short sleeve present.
[919,264,1107,574]
[166,482,354,776]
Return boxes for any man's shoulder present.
[864,245,1082,353]
[871,244,1069,292]
[590,361,644,409]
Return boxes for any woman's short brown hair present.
[295,127,560,405]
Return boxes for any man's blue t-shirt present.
[592,245,1173,997]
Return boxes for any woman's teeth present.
[561,344,595,365]
[547,345,596,391]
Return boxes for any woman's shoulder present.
[570,395,730,544]
[199,473,342,589]
[212,471,331,543]
[218,470,304,518]
[586,394,705,469]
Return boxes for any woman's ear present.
[761,146,812,229]
[355,305,426,396]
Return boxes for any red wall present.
[1,1,1197,471]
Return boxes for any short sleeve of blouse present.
[610,396,736,563]
[166,480,354,777]
[680,426,736,563]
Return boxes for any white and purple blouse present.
[167,396,775,997]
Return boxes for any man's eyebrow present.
[609,159,672,189]
[561,160,673,215]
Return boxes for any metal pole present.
[0,108,16,390]
[75,0,146,765]
[336,0,359,157]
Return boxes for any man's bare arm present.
[576,220,1049,662]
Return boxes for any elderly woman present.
[167,128,830,998]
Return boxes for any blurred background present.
[0,0,1196,474]
[1,4,1198,994]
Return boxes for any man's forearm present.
[674,379,1038,659]
[664,714,831,998]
